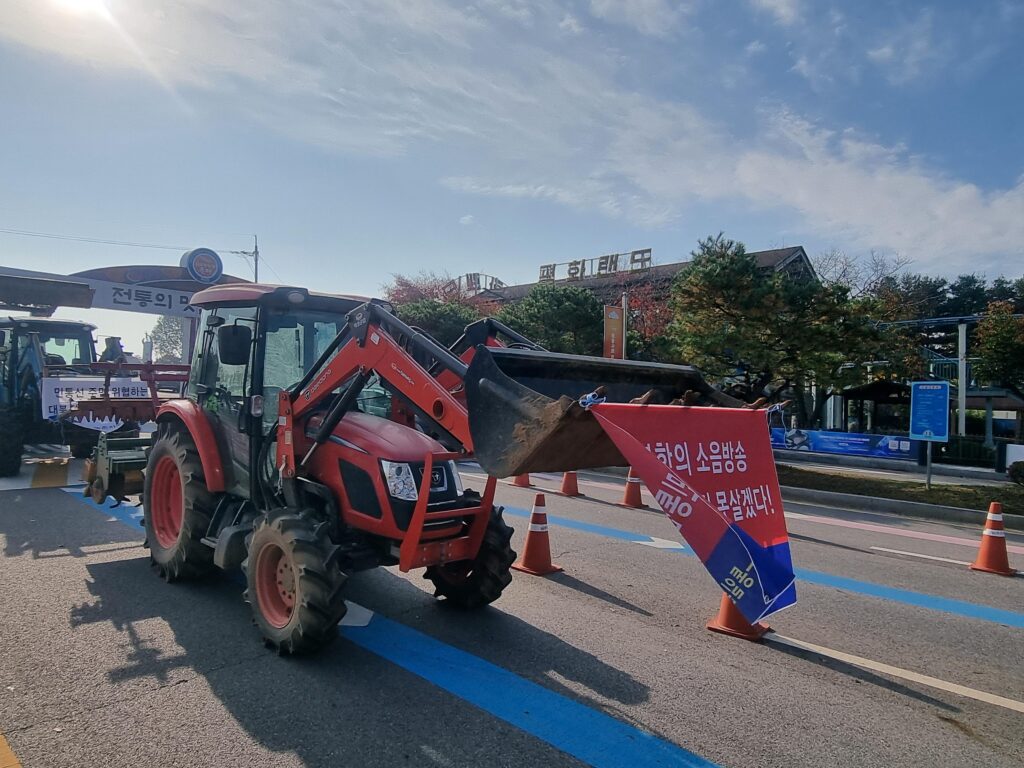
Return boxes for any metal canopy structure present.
[0,274,95,316]
[0,250,248,359]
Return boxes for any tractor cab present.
[186,284,382,499]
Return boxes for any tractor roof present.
[0,316,96,332]
[190,284,374,315]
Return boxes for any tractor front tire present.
[0,406,25,477]
[425,507,515,609]
[243,510,348,655]
[143,424,215,581]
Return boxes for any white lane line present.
[766,634,1024,714]
[635,537,687,551]
[785,509,1024,555]
[869,546,973,566]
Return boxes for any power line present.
[0,227,189,251]
[1,224,288,282]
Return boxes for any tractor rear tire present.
[0,406,25,477]
[425,507,515,609]
[143,424,215,581]
[243,510,348,655]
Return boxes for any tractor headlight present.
[381,460,418,501]
[449,461,463,495]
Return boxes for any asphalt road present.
[1,467,1022,768]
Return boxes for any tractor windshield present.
[38,333,93,366]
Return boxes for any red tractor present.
[140,284,735,653]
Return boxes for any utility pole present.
[253,234,259,283]
[621,291,628,360]
[957,322,967,436]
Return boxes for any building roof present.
[475,246,812,305]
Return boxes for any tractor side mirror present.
[217,324,252,366]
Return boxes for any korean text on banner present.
[590,404,796,623]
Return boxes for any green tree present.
[396,300,480,346]
[150,315,184,363]
[497,283,602,355]
[669,234,880,424]
[973,301,1024,388]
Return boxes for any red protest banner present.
[591,403,795,622]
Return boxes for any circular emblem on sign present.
[180,248,223,284]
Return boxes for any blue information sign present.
[909,381,950,443]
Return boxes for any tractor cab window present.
[200,307,257,411]
[39,335,87,366]
[261,311,345,431]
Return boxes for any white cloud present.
[866,10,950,85]
[459,214,475,225]
[588,0,684,37]
[749,0,801,26]
[745,39,766,56]
[559,13,582,34]
[0,0,1019,273]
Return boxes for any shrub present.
[1009,461,1024,487]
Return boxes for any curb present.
[780,485,1024,532]
[774,449,1009,483]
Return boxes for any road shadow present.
[764,637,961,713]
[0,488,141,559]
[70,556,651,767]
[546,572,654,617]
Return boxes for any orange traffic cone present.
[512,493,562,576]
[513,474,532,488]
[706,594,771,641]
[560,471,581,497]
[969,502,1017,576]
[621,467,646,508]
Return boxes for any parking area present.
[0,468,1022,768]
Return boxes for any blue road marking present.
[63,489,720,768]
[511,508,657,543]
[502,506,1024,629]
[793,569,1024,628]
[343,617,716,768]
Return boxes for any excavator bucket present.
[464,345,741,478]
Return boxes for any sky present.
[0,0,1022,354]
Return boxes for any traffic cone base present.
[969,502,1017,577]
[512,474,532,488]
[512,561,564,576]
[512,493,562,576]
[622,468,646,508]
[559,471,582,497]
[706,594,771,642]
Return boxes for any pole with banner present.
[909,381,950,490]
[603,304,625,359]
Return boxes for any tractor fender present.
[155,400,226,493]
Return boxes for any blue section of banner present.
[704,525,796,623]
[770,428,918,460]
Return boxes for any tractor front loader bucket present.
[464,346,741,478]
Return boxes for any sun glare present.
[53,0,112,21]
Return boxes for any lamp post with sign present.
[909,381,950,490]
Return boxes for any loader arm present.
[277,299,744,480]
[277,302,475,481]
